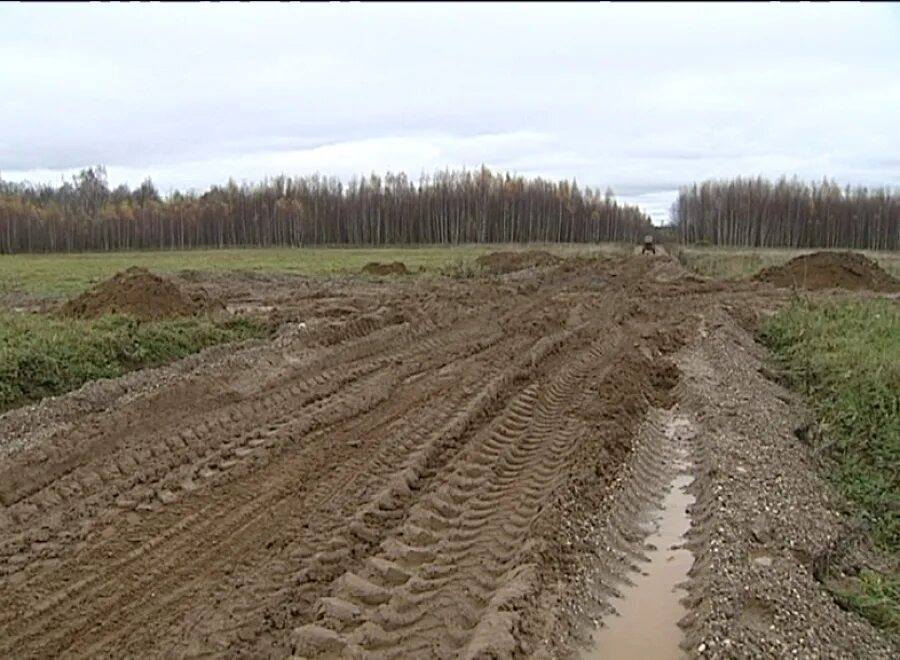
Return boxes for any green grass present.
[676,246,900,280]
[0,312,268,412]
[0,247,493,297]
[831,572,900,632]
[761,299,900,632]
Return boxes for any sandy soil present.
[0,252,896,659]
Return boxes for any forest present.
[672,177,900,250]
[0,166,651,253]
[4,169,897,253]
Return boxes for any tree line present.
[0,166,652,253]
[672,177,900,250]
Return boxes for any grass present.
[675,246,900,280]
[831,572,900,632]
[761,299,900,632]
[0,243,629,298]
[0,312,268,412]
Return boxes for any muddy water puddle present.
[584,420,696,659]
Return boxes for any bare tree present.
[0,166,653,253]
[672,177,899,250]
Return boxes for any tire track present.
[0,295,573,658]
[0,314,504,652]
[292,322,626,658]
[0,255,714,659]
[78,334,535,658]
[0,314,493,572]
[0,315,435,510]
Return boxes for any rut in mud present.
[0,252,896,659]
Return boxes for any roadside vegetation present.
[0,312,267,412]
[761,299,900,632]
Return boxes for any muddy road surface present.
[0,254,896,659]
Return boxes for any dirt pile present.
[753,251,900,291]
[60,267,224,321]
[361,261,409,275]
[475,249,562,274]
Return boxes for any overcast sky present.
[2,2,899,223]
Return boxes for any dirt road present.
[0,253,895,659]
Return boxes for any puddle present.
[584,448,695,659]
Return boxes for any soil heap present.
[753,251,900,291]
[361,262,409,275]
[60,267,224,321]
[475,250,562,274]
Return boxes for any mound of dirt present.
[475,250,562,274]
[60,267,224,321]
[361,262,409,276]
[753,251,900,291]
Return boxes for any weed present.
[441,258,482,279]
[832,572,900,633]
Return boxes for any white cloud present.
[1,2,899,223]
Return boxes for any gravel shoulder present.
[675,308,898,659]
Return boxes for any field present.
[0,244,897,658]
[0,243,630,298]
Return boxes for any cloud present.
[1,2,898,223]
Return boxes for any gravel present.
[675,308,898,659]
